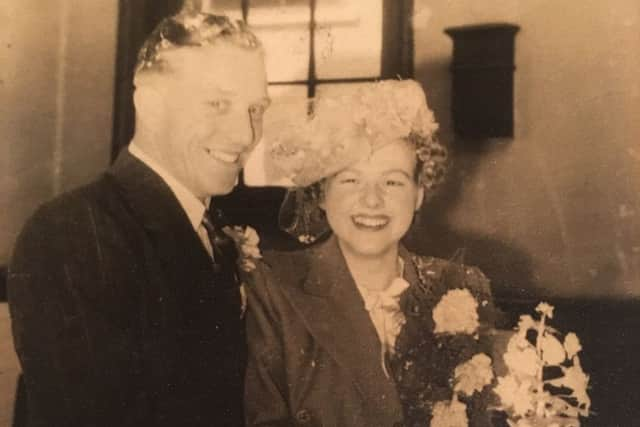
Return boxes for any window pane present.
[315,0,382,79]
[314,81,371,98]
[249,3,311,82]
[204,0,244,22]
[244,84,308,187]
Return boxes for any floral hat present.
[268,79,443,188]
[253,79,448,243]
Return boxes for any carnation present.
[430,397,469,427]
[433,288,480,335]
[454,353,494,396]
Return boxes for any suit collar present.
[303,236,417,297]
[128,142,208,231]
[108,148,190,233]
[107,148,213,282]
[281,236,404,422]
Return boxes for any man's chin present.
[205,177,240,197]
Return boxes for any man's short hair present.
[135,11,262,75]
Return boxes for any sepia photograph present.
[1,0,639,426]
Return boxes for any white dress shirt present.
[128,143,213,256]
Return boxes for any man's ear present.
[415,186,425,212]
[133,83,163,116]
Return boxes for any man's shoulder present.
[25,175,117,229]
[14,174,136,258]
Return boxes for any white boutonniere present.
[432,288,480,335]
[222,225,262,272]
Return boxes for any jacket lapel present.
[107,150,215,327]
[281,236,403,419]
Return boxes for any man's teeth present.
[353,216,389,227]
[210,150,240,164]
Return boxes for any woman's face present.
[321,141,424,259]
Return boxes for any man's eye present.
[208,99,231,112]
[339,178,358,184]
[249,104,265,116]
[385,179,405,187]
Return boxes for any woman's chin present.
[338,238,399,259]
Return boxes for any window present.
[205,0,386,101]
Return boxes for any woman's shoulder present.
[260,246,313,273]
[404,251,497,327]
[408,252,491,292]
[250,246,315,290]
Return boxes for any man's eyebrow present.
[255,97,271,107]
[383,169,412,178]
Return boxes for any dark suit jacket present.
[8,150,245,427]
[244,236,497,427]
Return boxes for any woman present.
[244,80,497,426]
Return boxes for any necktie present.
[358,259,409,378]
[201,208,239,288]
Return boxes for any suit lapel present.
[281,236,402,418]
[107,150,215,327]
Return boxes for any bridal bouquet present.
[428,294,591,427]
[492,302,591,427]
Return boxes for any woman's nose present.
[360,182,385,209]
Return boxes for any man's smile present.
[204,147,242,165]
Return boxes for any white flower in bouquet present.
[493,302,591,426]
[503,339,539,378]
[454,353,494,396]
[539,333,566,365]
[432,288,480,335]
[563,333,582,359]
[431,397,469,427]
[494,375,535,417]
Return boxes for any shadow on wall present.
[405,139,540,301]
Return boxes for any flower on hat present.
[267,80,441,187]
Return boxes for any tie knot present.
[362,277,410,312]
[202,207,230,232]
[201,213,215,233]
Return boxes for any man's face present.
[136,43,269,198]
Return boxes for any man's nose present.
[226,110,255,149]
[249,105,264,144]
[360,182,385,209]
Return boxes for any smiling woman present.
[243,80,499,426]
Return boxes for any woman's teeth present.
[352,215,389,229]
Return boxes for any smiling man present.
[8,11,268,427]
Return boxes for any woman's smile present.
[351,214,390,230]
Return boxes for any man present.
[8,10,269,427]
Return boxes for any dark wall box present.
[445,23,520,139]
